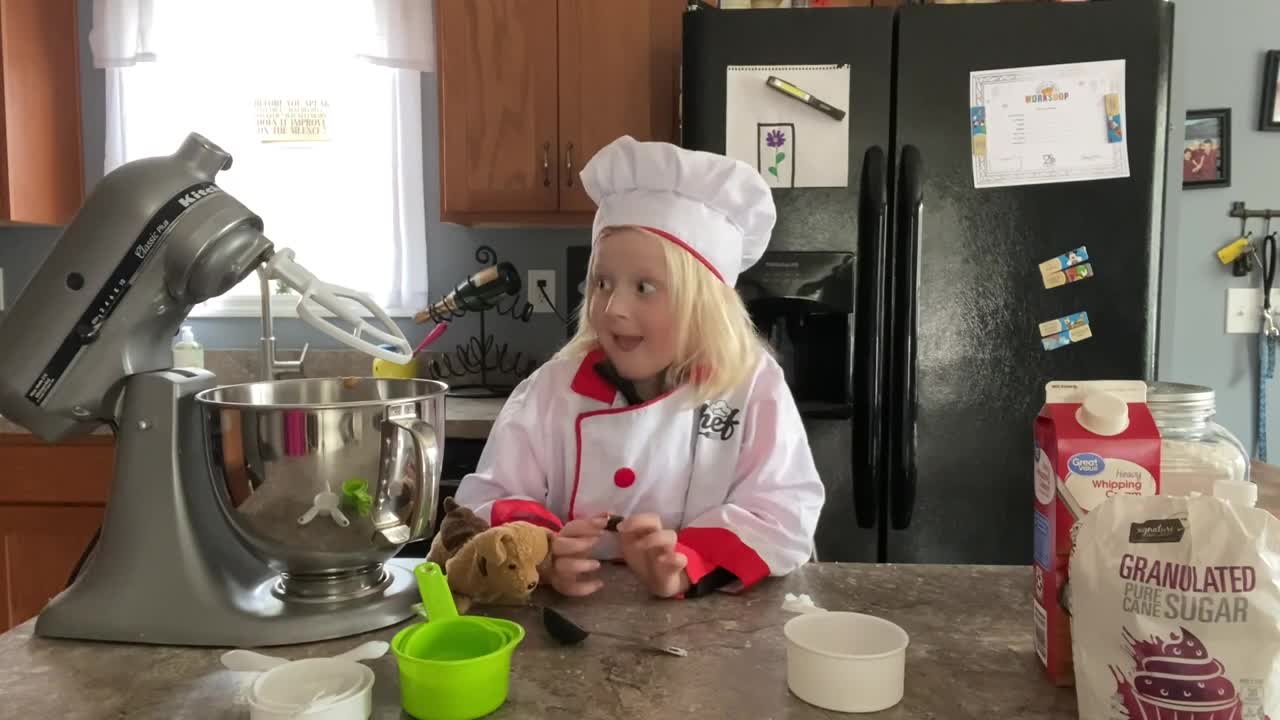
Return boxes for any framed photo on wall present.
[1260,50,1280,131]
[1182,109,1231,189]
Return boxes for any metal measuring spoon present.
[541,606,687,657]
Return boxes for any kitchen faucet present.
[257,267,308,381]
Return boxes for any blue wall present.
[1158,0,1278,458]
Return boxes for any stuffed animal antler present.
[426,497,490,567]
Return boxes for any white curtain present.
[358,0,437,72]
[88,0,155,68]
[91,0,434,315]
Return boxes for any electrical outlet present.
[1225,287,1280,333]
[528,270,556,314]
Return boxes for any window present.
[98,0,431,317]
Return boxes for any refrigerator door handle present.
[854,146,888,529]
[890,145,923,531]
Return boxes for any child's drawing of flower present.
[765,129,787,178]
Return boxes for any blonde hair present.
[556,227,765,404]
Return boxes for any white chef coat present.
[454,348,825,591]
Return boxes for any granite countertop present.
[0,564,1076,719]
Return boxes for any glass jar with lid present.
[1146,382,1250,497]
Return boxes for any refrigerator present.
[682,0,1173,564]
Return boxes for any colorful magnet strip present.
[1039,246,1090,276]
[1042,323,1093,351]
[971,106,988,157]
[1038,311,1090,338]
[1104,93,1123,144]
[1043,263,1094,289]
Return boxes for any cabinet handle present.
[543,142,551,188]
[565,143,575,187]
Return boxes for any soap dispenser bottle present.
[172,325,205,369]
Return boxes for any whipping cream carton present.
[1033,381,1162,686]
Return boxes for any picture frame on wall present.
[1259,50,1280,131]
[1182,109,1231,189]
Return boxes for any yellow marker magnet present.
[766,76,846,121]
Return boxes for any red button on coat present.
[614,468,636,488]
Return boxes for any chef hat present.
[580,135,776,287]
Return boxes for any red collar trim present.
[638,226,726,284]
[569,349,616,404]
[569,350,708,403]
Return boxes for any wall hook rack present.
[1229,201,1280,220]
[1226,203,1280,276]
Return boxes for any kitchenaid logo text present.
[177,184,220,208]
[698,401,740,441]
[1119,553,1255,624]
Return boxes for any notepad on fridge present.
[725,64,851,189]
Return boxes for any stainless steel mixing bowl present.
[197,377,445,601]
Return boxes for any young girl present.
[454,135,825,599]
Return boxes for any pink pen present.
[414,321,449,355]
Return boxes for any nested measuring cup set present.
[220,562,522,720]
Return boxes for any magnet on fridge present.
[1042,331,1072,351]
[1038,311,1090,338]
[1041,322,1093,351]
[1104,93,1123,143]
[1043,263,1094,289]
[1038,246,1089,277]
[1067,323,1093,343]
[970,107,988,157]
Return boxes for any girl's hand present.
[547,513,610,597]
[618,513,691,598]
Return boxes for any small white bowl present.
[248,658,374,720]
[783,611,909,713]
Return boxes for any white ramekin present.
[783,611,910,713]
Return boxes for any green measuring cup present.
[392,562,526,720]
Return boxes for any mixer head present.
[0,133,411,442]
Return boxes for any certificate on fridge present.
[969,59,1129,189]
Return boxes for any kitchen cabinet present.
[436,0,683,225]
[0,435,111,632]
[0,0,85,226]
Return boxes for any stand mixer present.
[0,133,445,647]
